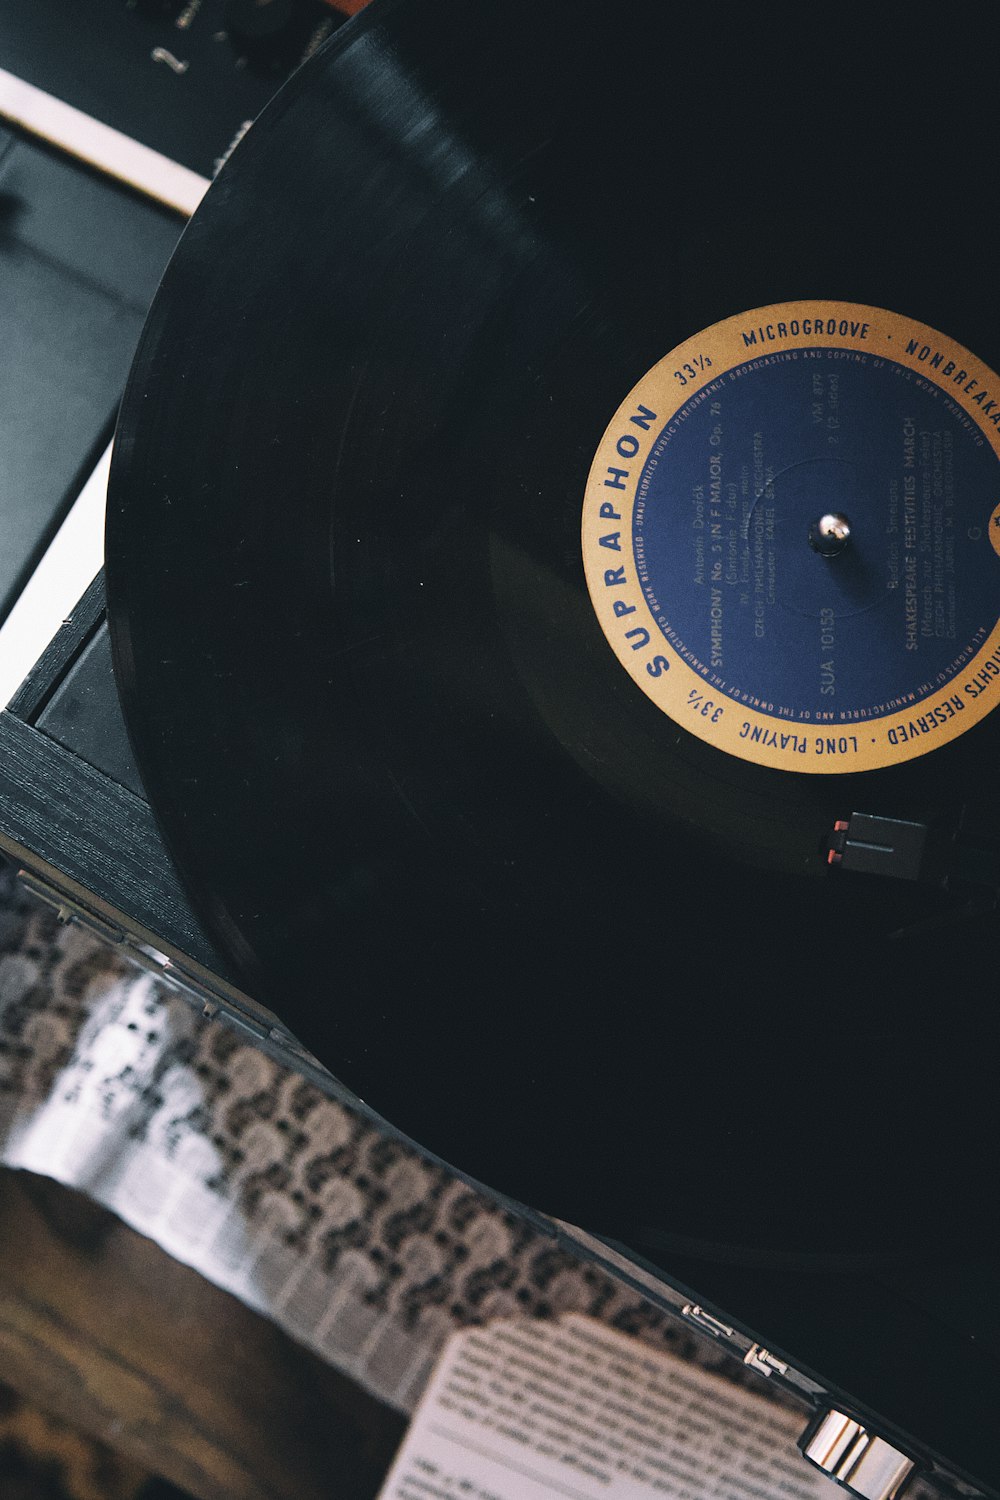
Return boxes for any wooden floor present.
[0,1169,406,1500]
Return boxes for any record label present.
[582,301,1000,772]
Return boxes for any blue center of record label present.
[631,351,1000,726]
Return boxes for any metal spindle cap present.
[809,512,852,557]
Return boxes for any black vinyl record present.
[106,0,1000,1265]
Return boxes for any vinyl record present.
[106,0,1000,1263]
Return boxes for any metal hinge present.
[801,1409,916,1500]
[744,1343,789,1377]
[680,1303,735,1339]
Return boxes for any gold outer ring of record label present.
[582,300,1000,774]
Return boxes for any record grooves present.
[106,0,999,1264]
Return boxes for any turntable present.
[1,4,998,1496]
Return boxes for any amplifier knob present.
[800,1409,916,1500]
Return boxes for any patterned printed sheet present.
[0,862,758,1415]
